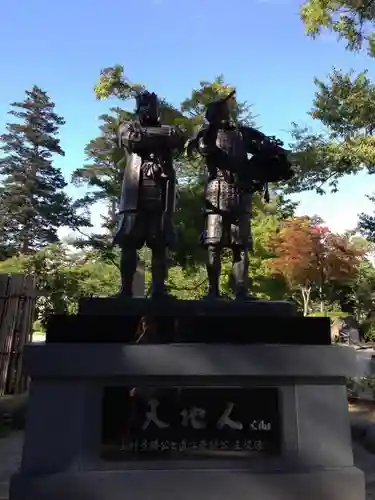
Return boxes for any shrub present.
[360,319,375,343]
[347,376,375,400]
[308,311,349,321]
[0,394,28,434]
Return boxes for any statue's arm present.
[128,124,184,153]
[240,125,293,182]
[240,125,286,156]
[117,121,136,150]
[169,125,189,153]
[147,124,188,153]
[240,125,270,154]
[185,124,210,158]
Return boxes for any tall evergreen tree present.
[0,86,90,256]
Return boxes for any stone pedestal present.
[9,301,365,500]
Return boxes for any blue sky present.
[0,0,373,236]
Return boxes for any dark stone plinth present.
[78,297,296,316]
[46,299,331,345]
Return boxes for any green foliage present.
[93,68,257,184]
[359,193,375,240]
[287,46,375,233]
[288,69,375,194]
[0,187,297,311]
[287,124,352,194]
[346,376,375,399]
[297,0,375,240]
[0,86,91,256]
[360,318,375,342]
[235,197,297,301]
[178,75,256,181]
[94,65,188,130]
[0,243,120,326]
[308,310,349,319]
[3,68,371,318]
[352,260,375,317]
[94,65,145,101]
[89,66,298,287]
[180,75,255,129]
[167,266,207,300]
[311,70,375,138]
[285,32,375,192]
[72,107,131,236]
[173,181,205,267]
[317,258,375,321]
[59,68,297,302]
[300,0,375,56]
[293,148,373,197]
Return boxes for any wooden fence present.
[0,274,37,395]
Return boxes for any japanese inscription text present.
[101,387,280,460]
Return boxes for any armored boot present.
[232,246,256,300]
[118,246,138,297]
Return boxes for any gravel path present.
[0,432,374,499]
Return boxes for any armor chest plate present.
[215,128,247,161]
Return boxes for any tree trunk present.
[22,239,29,254]
[301,286,311,316]
[21,148,38,254]
[109,198,117,225]
[319,285,324,313]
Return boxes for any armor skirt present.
[114,177,175,250]
[202,177,252,249]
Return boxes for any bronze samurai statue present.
[114,91,185,298]
[186,90,293,300]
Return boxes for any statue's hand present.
[184,138,197,157]
[129,122,143,142]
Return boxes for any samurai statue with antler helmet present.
[186,89,293,300]
[114,90,186,298]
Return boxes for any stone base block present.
[10,467,365,500]
[47,298,331,345]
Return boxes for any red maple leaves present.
[267,216,364,294]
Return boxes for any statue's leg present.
[206,244,221,298]
[119,245,138,297]
[231,245,249,300]
[203,212,222,299]
[231,206,256,300]
[150,244,168,298]
[146,212,169,298]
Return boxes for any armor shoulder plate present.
[239,125,266,146]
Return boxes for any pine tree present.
[0,86,90,255]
